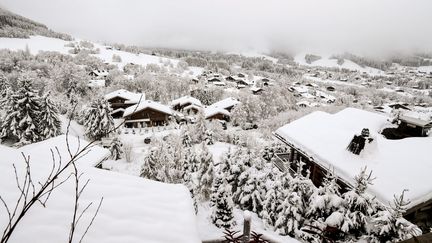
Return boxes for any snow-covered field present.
[0,35,203,77]
[295,53,385,76]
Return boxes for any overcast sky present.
[2,0,432,55]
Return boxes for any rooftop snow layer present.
[171,96,202,107]
[275,108,432,207]
[204,107,230,119]
[104,89,145,103]
[123,100,173,117]
[208,97,240,111]
[0,135,200,243]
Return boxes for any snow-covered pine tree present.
[211,175,235,229]
[339,167,379,236]
[197,143,214,201]
[262,176,284,229]
[0,77,42,145]
[205,129,214,145]
[370,190,421,243]
[236,165,265,214]
[181,126,192,147]
[109,137,123,160]
[275,161,314,237]
[38,92,61,139]
[82,98,114,140]
[210,170,223,207]
[140,147,160,180]
[307,170,343,224]
[193,110,207,143]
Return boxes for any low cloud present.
[2,0,432,55]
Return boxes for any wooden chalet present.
[171,96,202,112]
[398,115,432,137]
[274,108,432,231]
[123,100,173,128]
[105,89,145,118]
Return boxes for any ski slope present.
[294,52,385,75]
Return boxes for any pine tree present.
[82,98,114,140]
[211,175,235,229]
[194,110,207,143]
[140,147,160,180]
[262,177,284,229]
[370,190,421,242]
[0,77,42,145]
[38,92,61,139]
[237,165,264,214]
[340,167,379,235]
[197,143,214,201]
[307,170,343,223]
[205,129,214,145]
[109,137,123,160]
[181,126,192,147]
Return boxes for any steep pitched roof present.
[123,100,173,117]
[104,89,145,104]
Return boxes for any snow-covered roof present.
[0,135,200,243]
[183,104,203,112]
[204,107,230,119]
[208,97,240,111]
[123,100,173,117]
[88,79,106,87]
[104,89,145,104]
[171,96,202,108]
[275,108,432,208]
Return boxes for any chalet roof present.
[275,108,432,208]
[123,100,173,117]
[171,96,202,108]
[104,89,145,104]
[204,106,230,119]
[88,79,106,87]
[208,97,240,111]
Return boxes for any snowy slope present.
[294,52,385,75]
[227,51,279,63]
[0,36,204,75]
[0,135,200,243]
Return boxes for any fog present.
[2,0,432,55]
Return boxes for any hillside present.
[0,8,71,40]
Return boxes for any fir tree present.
[82,98,114,140]
[38,92,61,139]
[262,177,284,229]
[181,126,192,147]
[140,147,160,180]
[237,165,264,214]
[194,110,207,143]
[340,167,379,235]
[0,77,42,145]
[211,175,235,229]
[109,137,123,160]
[197,143,214,201]
[205,129,214,145]
[370,190,421,242]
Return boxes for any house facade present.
[123,100,172,128]
[105,89,144,118]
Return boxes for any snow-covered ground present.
[304,75,365,88]
[0,135,200,243]
[295,53,385,76]
[0,35,202,76]
[227,51,279,63]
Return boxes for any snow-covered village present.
[0,1,432,243]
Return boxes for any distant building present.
[123,100,173,128]
[104,89,145,118]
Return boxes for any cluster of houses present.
[288,82,336,108]
[273,107,432,232]
[198,70,271,95]
[104,89,241,128]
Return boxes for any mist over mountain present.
[1,0,432,57]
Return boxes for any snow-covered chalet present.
[274,108,432,230]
